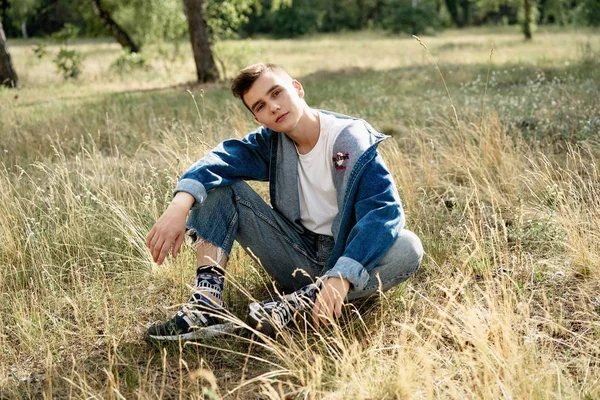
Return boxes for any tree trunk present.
[523,0,533,40]
[182,0,219,83]
[444,0,461,26]
[0,21,18,88]
[21,21,28,39]
[367,0,385,24]
[357,0,366,28]
[459,0,472,26]
[90,0,140,53]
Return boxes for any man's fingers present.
[334,301,343,318]
[172,233,184,258]
[149,229,162,252]
[332,290,343,318]
[151,237,165,262]
[156,238,173,265]
[311,300,321,328]
[313,297,333,327]
[146,228,155,249]
[313,298,329,328]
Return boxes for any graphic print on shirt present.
[333,152,349,171]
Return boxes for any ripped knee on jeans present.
[186,228,227,266]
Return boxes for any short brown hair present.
[231,63,285,111]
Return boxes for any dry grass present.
[1,27,600,398]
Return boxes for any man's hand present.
[146,192,195,265]
[312,276,350,328]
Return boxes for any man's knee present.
[381,229,424,277]
[189,181,253,214]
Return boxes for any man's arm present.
[323,154,404,290]
[174,129,272,205]
[146,128,273,265]
[313,154,403,326]
[146,191,195,265]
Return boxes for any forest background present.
[2,0,600,42]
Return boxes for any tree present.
[182,0,218,82]
[459,0,473,25]
[0,21,18,87]
[381,0,440,34]
[444,0,462,26]
[6,0,41,39]
[443,0,473,26]
[580,0,600,26]
[523,0,533,38]
[90,0,140,52]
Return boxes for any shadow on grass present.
[7,333,263,398]
[2,56,598,168]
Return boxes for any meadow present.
[1,26,600,398]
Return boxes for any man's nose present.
[270,102,281,113]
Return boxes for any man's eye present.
[256,104,264,112]
[273,90,281,97]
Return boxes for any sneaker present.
[146,265,236,341]
[248,282,320,337]
[146,303,235,341]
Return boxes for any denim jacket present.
[174,111,405,290]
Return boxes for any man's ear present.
[292,80,305,98]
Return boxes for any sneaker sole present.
[146,322,238,341]
[247,302,277,337]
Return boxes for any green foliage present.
[542,0,566,24]
[32,42,48,59]
[517,0,538,37]
[110,52,147,74]
[319,0,382,31]
[51,24,84,80]
[6,0,42,27]
[473,0,518,23]
[579,0,600,25]
[207,0,263,40]
[92,0,261,46]
[51,22,80,45]
[381,0,441,35]
[202,388,220,400]
[267,0,323,37]
[54,48,83,79]
[92,0,187,46]
[213,40,258,78]
[3,0,598,42]
[243,0,383,37]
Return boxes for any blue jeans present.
[186,181,423,300]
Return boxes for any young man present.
[145,63,423,340]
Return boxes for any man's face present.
[242,70,305,132]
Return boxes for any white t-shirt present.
[296,112,350,235]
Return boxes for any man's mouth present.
[276,112,288,123]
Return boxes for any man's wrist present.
[171,191,195,210]
[323,276,350,294]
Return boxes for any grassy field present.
[1,27,600,398]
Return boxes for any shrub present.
[381,0,441,35]
[110,52,148,74]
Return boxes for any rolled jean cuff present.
[174,179,207,205]
[322,256,370,291]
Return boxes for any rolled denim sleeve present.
[322,256,370,290]
[174,179,208,205]
[172,128,272,206]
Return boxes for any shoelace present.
[263,301,293,327]
[253,282,322,328]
